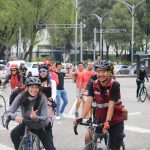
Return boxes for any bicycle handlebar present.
[73,122,104,135]
[4,117,49,130]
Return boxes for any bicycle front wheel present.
[0,95,6,119]
[18,136,41,150]
[83,141,98,150]
[139,87,147,102]
[18,138,28,150]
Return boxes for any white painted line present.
[125,125,150,133]
[0,143,14,150]
[68,98,77,115]
[128,112,141,116]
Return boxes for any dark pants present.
[11,123,55,150]
[109,122,125,150]
[136,80,141,97]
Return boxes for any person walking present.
[72,62,85,118]
[80,61,96,120]
[55,62,68,119]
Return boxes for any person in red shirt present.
[72,62,85,118]
[43,60,59,86]
[80,61,96,119]
[2,64,25,105]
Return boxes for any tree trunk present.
[23,31,37,61]
[106,41,110,60]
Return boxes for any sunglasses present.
[39,69,47,74]
[11,70,16,72]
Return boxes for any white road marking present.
[128,112,141,116]
[68,98,77,115]
[0,143,14,150]
[125,125,150,133]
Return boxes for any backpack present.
[122,106,128,121]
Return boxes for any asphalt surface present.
[0,78,150,150]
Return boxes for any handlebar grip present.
[73,125,78,135]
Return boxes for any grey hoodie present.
[7,92,51,129]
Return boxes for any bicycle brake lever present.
[73,125,78,135]
[5,118,11,129]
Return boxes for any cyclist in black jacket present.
[136,65,149,97]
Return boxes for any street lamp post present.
[93,27,97,62]
[92,14,103,60]
[115,0,145,65]
[75,0,78,65]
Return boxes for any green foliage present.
[0,0,150,63]
[32,57,51,62]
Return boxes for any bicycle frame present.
[18,125,39,150]
[90,127,110,150]
[74,122,110,150]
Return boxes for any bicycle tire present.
[0,95,7,120]
[18,138,28,150]
[32,135,42,150]
[83,141,98,150]
[139,87,147,102]
[18,135,41,150]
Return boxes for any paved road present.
[0,78,150,150]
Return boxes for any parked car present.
[114,65,131,75]
[0,64,7,78]
[6,60,26,68]
[6,60,26,76]
[25,62,43,77]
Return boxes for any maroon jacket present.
[93,78,124,126]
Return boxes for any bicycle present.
[74,121,125,150]
[0,89,7,123]
[138,81,147,102]
[4,118,44,150]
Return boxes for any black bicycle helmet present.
[94,60,112,71]
[25,77,41,86]
[38,64,49,71]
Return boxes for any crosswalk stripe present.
[125,125,150,133]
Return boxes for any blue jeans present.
[56,89,68,116]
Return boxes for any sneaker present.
[55,116,61,120]
[59,113,65,118]
[75,112,79,118]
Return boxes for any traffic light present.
[36,23,47,30]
